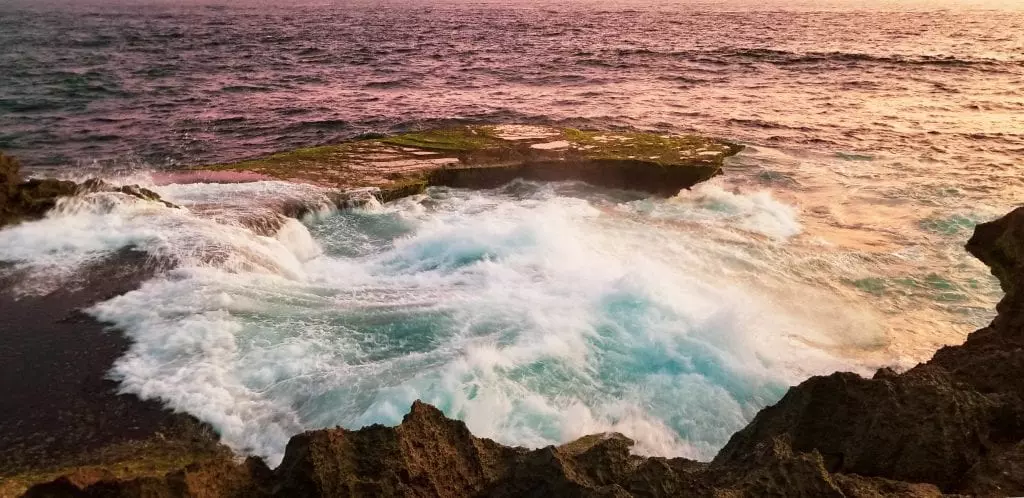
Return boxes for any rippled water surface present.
[1,0,1022,465]
[2,0,1022,168]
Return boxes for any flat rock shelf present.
[191,125,744,201]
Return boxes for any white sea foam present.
[626,180,802,240]
[0,181,336,295]
[1,179,884,467]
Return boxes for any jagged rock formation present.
[714,207,1024,495]
[19,401,941,498]
[0,152,175,229]
[1,153,78,228]
[194,125,743,199]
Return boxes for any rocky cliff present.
[17,207,1024,496]
[715,206,1024,495]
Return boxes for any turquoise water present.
[0,177,1000,466]
[59,180,891,465]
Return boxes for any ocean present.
[0,0,1021,466]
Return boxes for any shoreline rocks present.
[0,249,223,498]
[713,207,1024,494]
[4,124,742,237]
[1,152,78,228]
[0,152,176,229]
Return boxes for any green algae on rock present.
[195,125,743,199]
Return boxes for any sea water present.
[0,178,938,466]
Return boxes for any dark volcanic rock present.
[274,401,521,497]
[0,152,78,227]
[79,178,177,209]
[966,206,1024,302]
[712,366,1002,490]
[709,435,940,497]
[927,206,1024,400]
[714,207,1024,494]
[25,401,941,497]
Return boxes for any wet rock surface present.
[0,249,223,498]
[0,152,176,229]
[1,152,77,228]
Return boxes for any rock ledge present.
[194,125,743,200]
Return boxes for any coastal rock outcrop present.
[1,152,78,228]
[194,125,743,199]
[17,401,941,497]
[0,152,176,229]
[713,207,1024,494]
[5,125,741,234]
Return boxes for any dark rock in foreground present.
[20,401,939,498]
[714,207,1024,494]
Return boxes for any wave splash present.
[0,179,884,466]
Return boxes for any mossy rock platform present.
[195,125,743,202]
